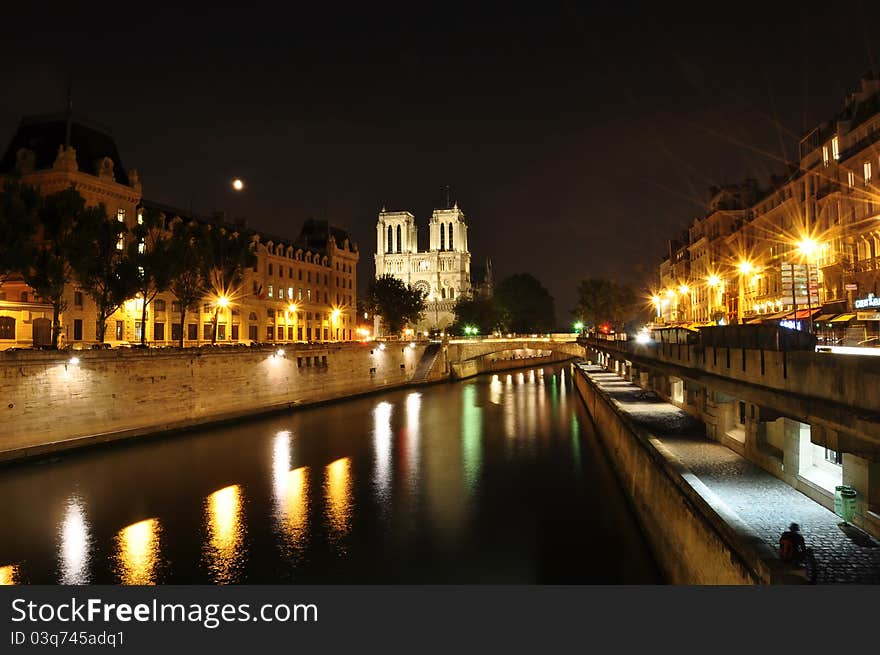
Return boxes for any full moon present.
[232,178,244,191]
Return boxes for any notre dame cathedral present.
[374,190,492,333]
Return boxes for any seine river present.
[0,362,659,584]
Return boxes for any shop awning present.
[814,314,836,322]
[745,316,765,324]
[829,313,856,323]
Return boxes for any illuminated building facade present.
[654,71,880,342]
[374,196,473,332]
[0,113,358,349]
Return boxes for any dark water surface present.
[0,363,660,584]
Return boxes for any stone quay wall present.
[573,364,777,584]
[0,342,445,463]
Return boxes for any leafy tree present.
[166,220,208,348]
[69,204,140,343]
[451,296,503,335]
[494,273,556,334]
[367,274,426,335]
[574,277,641,330]
[128,207,175,345]
[0,180,39,285]
[199,225,256,344]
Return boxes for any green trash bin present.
[834,485,858,522]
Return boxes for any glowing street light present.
[231,178,244,192]
[573,321,584,333]
[796,238,822,334]
[736,260,756,323]
[216,295,229,309]
[706,274,722,320]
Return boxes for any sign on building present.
[781,262,819,305]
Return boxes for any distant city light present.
[232,178,244,191]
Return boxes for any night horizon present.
[4,4,880,319]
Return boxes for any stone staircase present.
[412,342,443,382]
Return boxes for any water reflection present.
[114,519,161,585]
[272,430,292,501]
[461,384,482,490]
[325,458,352,540]
[489,374,502,405]
[58,496,91,584]
[404,393,422,486]
[0,564,19,585]
[373,402,393,498]
[275,467,309,555]
[204,485,245,585]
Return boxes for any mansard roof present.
[0,113,131,185]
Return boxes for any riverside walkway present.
[578,363,880,584]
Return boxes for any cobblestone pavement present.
[582,365,880,584]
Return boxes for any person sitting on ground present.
[779,522,817,582]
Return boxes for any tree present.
[128,207,175,345]
[451,296,503,335]
[166,220,208,348]
[69,204,140,343]
[200,225,256,344]
[24,186,84,348]
[574,277,641,330]
[367,274,426,335]
[494,273,556,334]
[0,180,39,285]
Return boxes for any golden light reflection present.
[489,374,502,405]
[114,518,161,585]
[276,467,309,553]
[324,458,352,538]
[204,485,245,585]
[373,402,393,498]
[58,496,91,585]
[405,393,422,484]
[0,564,19,585]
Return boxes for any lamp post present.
[707,274,721,322]
[212,295,229,344]
[797,238,820,335]
[736,261,754,324]
[678,284,691,322]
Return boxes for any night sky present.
[2,4,879,324]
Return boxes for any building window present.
[135,321,143,342]
[824,448,842,465]
[307,271,312,283]
[297,327,303,340]
[117,209,125,223]
[138,239,146,254]
[287,287,293,300]
[248,325,257,341]
[153,322,165,341]
[279,267,284,278]
[831,136,840,160]
[267,326,274,340]
[203,303,211,314]
[448,222,454,249]
[73,319,82,341]
[154,299,166,312]
[277,326,284,340]
[440,222,445,250]
[203,324,213,340]
[387,225,393,253]
[268,263,273,276]
[171,301,181,313]
[848,171,855,188]
[0,316,15,339]
[74,291,83,307]
[116,236,125,251]
[396,225,402,253]
[218,324,226,340]
[278,287,285,300]
[137,210,143,225]
[822,145,829,166]
[116,321,124,340]
[268,285,274,298]
[172,323,182,341]
[187,324,198,340]
[865,161,872,185]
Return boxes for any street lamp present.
[678,284,691,322]
[797,238,821,334]
[231,178,244,192]
[706,274,722,322]
[736,261,754,324]
[573,321,584,334]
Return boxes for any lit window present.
[138,239,145,254]
[848,171,855,188]
[865,161,872,185]
[117,209,126,223]
[822,146,829,166]
[116,236,124,251]
[288,287,293,299]
[268,285,274,298]
[831,136,839,160]
[137,210,143,225]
